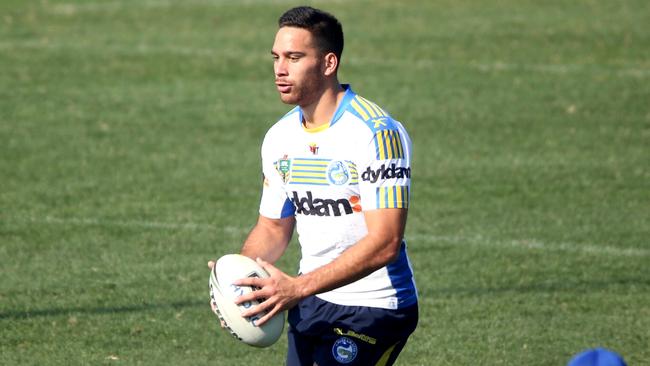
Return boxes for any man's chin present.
[279,93,298,105]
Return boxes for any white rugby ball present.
[209,254,285,347]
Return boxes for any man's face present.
[271,26,326,106]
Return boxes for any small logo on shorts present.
[332,337,358,364]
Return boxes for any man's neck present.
[301,83,346,129]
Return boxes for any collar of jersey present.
[300,84,356,133]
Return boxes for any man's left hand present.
[233,257,302,326]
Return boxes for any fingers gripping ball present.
[209,254,285,347]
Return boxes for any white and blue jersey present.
[259,85,417,310]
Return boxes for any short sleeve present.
[258,135,295,219]
[357,121,412,210]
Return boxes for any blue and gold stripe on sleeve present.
[377,186,410,209]
[375,129,405,160]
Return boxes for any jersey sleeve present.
[258,132,295,219]
[357,120,412,210]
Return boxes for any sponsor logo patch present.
[291,191,361,216]
[361,163,411,183]
[332,337,358,364]
[333,328,377,345]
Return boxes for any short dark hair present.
[278,6,344,62]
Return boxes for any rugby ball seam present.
[209,266,244,342]
[208,254,285,348]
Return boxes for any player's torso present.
[271,117,368,220]
[265,113,372,262]
[261,94,417,309]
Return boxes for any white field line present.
[347,57,650,78]
[409,233,650,257]
[11,216,648,257]
[1,40,648,79]
[22,216,248,235]
[46,0,308,14]
[0,40,230,58]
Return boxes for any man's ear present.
[323,52,339,76]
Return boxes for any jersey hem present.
[315,292,418,310]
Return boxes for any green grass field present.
[1,0,649,364]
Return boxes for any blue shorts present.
[286,296,418,366]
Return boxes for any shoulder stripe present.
[357,97,377,118]
[359,96,385,119]
[350,99,370,120]
[359,96,385,118]
[348,95,399,133]
[375,130,405,159]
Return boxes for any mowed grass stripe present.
[410,234,650,258]
[2,38,648,79]
[2,0,649,364]
[5,216,647,257]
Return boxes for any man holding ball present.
[209,6,418,365]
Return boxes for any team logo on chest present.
[326,160,350,186]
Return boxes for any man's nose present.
[275,59,288,76]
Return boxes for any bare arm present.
[207,214,294,320]
[236,208,407,325]
[208,214,294,269]
[240,215,295,264]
